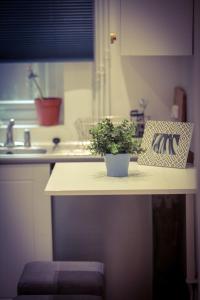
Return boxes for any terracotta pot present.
[34,97,62,126]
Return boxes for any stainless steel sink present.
[0,147,47,155]
[0,141,91,157]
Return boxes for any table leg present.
[186,194,198,300]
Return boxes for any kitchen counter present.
[45,162,196,196]
[0,142,137,164]
[0,152,103,164]
[0,142,101,164]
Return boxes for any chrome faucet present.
[5,118,15,147]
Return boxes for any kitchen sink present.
[0,141,92,157]
[0,147,47,155]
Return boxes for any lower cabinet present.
[0,164,52,298]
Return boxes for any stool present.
[14,296,103,300]
[17,261,104,297]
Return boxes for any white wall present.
[112,56,193,121]
[64,62,93,140]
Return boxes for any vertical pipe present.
[94,0,111,119]
[94,0,99,120]
[103,0,111,116]
[99,0,104,118]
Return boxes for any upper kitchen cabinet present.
[120,0,193,56]
[0,0,94,62]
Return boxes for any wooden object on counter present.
[174,86,187,122]
[173,86,194,164]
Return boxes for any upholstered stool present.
[17,261,104,297]
[14,295,103,300]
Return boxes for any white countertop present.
[0,142,102,164]
[45,162,196,196]
[0,141,138,164]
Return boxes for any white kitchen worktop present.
[0,142,99,164]
[45,162,196,196]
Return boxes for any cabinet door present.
[0,164,52,298]
[120,0,193,55]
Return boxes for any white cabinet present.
[0,164,52,298]
[120,0,193,55]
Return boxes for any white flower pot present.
[104,153,131,177]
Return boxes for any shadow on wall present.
[52,195,152,300]
[121,56,193,121]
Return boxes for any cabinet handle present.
[110,32,117,44]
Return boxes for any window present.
[0,0,94,126]
[0,63,64,125]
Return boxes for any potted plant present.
[88,118,143,177]
[28,66,62,126]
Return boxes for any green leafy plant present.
[88,118,143,156]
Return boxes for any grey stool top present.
[18,261,104,297]
[14,295,103,300]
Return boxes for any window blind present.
[0,0,94,61]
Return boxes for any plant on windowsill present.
[88,118,143,177]
[28,66,62,126]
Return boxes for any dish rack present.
[74,116,126,141]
